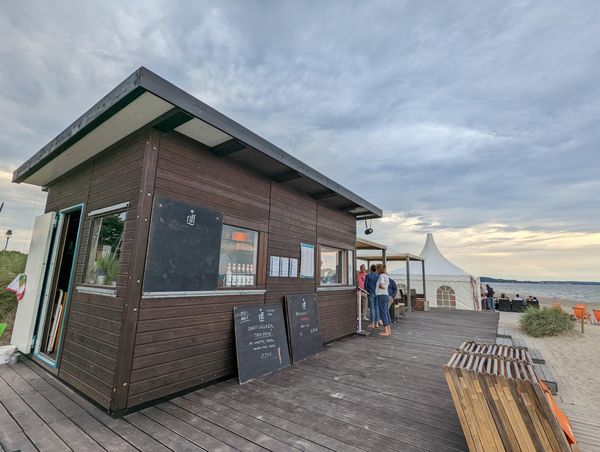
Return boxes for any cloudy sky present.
[1,1,599,281]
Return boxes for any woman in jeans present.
[375,264,392,336]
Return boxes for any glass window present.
[219,225,259,287]
[437,285,456,308]
[86,211,126,286]
[320,246,345,285]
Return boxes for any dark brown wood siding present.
[126,132,357,408]
[265,183,318,305]
[127,133,269,406]
[44,131,147,408]
[316,203,357,342]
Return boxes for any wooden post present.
[111,129,161,413]
[406,256,411,312]
[421,259,426,311]
[581,312,585,334]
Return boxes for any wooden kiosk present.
[11,67,382,414]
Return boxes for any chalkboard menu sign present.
[233,304,291,384]
[143,196,223,293]
[285,293,323,363]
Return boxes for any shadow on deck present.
[0,309,498,452]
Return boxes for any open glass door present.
[33,205,83,367]
[11,212,57,353]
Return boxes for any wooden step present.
[534,363,558,394]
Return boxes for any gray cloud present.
[1,0,599,278]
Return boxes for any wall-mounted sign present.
[269,256,280,277]
[289,258,298,278]
[233,304,291,384]
[300,243,315,278]
[279,257,290,277]
[143,197,222,293]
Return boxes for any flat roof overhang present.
[357,253,424,262]
[13,67,382,220]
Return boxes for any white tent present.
[391,233,480,311]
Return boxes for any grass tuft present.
[519,305,574,337]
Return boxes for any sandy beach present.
[498,310,600,450]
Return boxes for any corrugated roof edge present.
[13,66,383,219]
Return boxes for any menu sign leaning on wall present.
[233,304,291,384]
[285,293,323,363]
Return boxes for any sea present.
[486,282,600,304]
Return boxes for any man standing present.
[486,284,495,312]
[365,265,380,328]
[357,264,369,321]
[387,277,398,323]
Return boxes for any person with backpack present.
[388,277,399,323]
[364,264,380,329]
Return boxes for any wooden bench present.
[533,363,558,394]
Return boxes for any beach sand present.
[498,311,600,450]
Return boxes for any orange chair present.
[538,379,577,445]
[572,304,592,323]
[593,309,600,324]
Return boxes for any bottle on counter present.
[225,263,232,287]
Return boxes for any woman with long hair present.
[376,263,392,336]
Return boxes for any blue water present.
[487,282,600,304]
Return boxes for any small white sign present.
[269,256,280,277]
[280,257,290,277]
[289,258,298,278]
[300,243,315,279]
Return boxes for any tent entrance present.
[33,205,83,367]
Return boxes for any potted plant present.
[95,255,118,285]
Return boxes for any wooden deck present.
[0,309,498,452]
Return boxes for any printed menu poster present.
[269,256,280,277]
[300,243,315,278]
[289,258,298,278]
[280,257,290,277]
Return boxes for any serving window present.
[219,225,259,287]
[85,211,126,287]
[319,246,345,285]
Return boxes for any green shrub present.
[0,251,28,323]
[520,306,574,337]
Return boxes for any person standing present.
[486,284,495,312]
[387,277,398,323]
[376,264,392,336]
[365,264,380,329]
[357,264,369,321]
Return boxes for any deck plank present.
[0,309,498,451]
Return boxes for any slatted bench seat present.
[534,363,558,394]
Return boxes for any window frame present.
[83,206,128,289]
[219,223,261,289]
[315,244,349,287]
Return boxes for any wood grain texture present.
[2,309,499,451]
[43,130,149,409]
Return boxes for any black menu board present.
[285,293,323,363]
[233,304,291,384]
[143,196,223,293]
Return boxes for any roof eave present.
[12,67,383,219]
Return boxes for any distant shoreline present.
[480,277,600,285]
